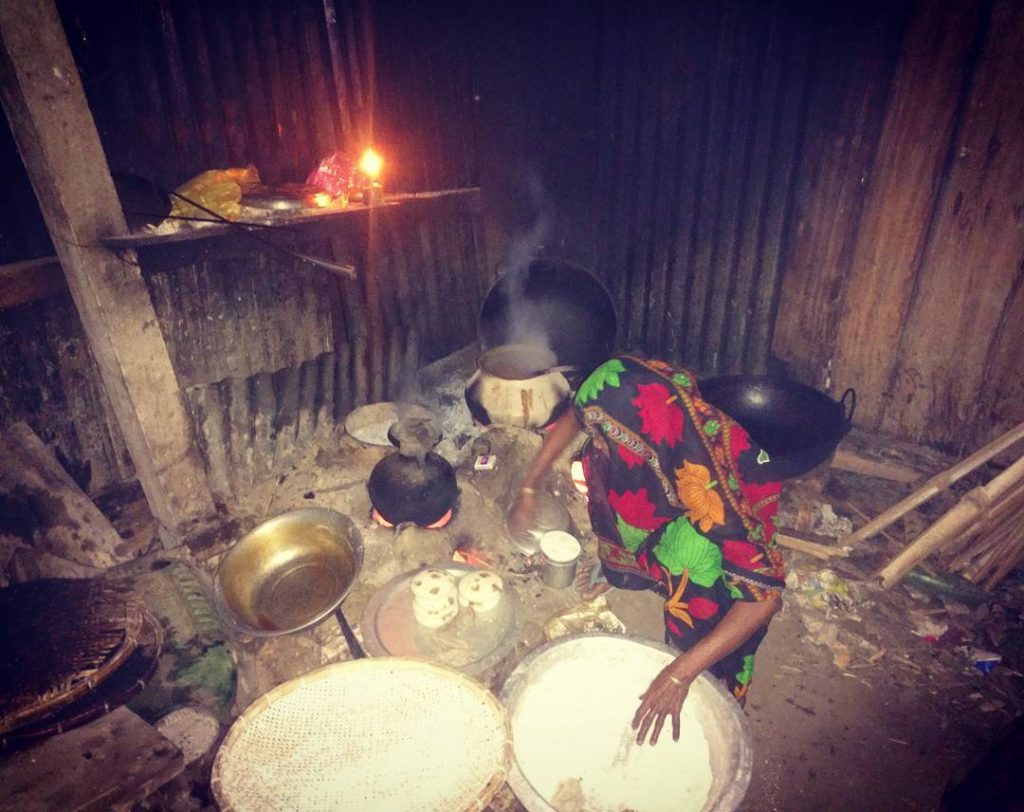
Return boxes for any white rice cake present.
[457,571,504,612]
[410,568,458,609]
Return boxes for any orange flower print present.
[675,460,725,532]
[665,569,693,628]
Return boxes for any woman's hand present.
[508,488,540,536]
[631,659,695,746]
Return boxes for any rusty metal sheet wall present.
[0,0,485,496]
[57,0,477,193]
[593,0,912,377]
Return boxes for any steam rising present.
[502,171,554,355]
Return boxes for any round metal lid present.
[504,494,572,556]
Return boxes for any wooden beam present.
[0,255,67,309]
[775,533,850,560]
[0,0,214,536]
[0,422,128,569]
[830,447,924,484]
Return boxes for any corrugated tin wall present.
[593,0,911,375]
[773,0,1024,452]
[58,0,477,192]
[0,0,486,497]
[3,0,1022,496]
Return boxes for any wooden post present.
[0,0,214,537]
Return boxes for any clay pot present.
[465,344,571,429]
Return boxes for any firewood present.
[878,451,1024,588]
[844,421,1024,548]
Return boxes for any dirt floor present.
[12,347,1023,811]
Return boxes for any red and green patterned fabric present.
[575,356,785,698]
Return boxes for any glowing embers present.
[371,507,454,530]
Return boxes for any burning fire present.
[357,148,384,181]
[371,507,453,529]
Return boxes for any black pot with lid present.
[367,417,458,527]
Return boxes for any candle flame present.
[358,148,384,180]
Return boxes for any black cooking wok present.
[478,260,617,382]
[698,375,856,480]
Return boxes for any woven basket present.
[0,578,142,734]
[2,609,163,749]
[212,658,510,812]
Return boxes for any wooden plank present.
[831,447,924,484]
[0,256,66,310]
[831,0,983,431]
[100,189,481,251]
[0,422,128,569]
[0,706,184,812]
[881,0,1024,448]
[0,0,214,535]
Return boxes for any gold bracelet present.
[519,486,536,494]
[668,676,682,685]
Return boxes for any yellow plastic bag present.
[169,164,261,222]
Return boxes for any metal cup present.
[538,531,582,589]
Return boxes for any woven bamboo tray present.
[0,578,142,734]
[2,608,163,749]
[212,658,510,812]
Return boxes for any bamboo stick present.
[878,451,1024,588]
[961,479,1024,541]
[774,533,850,559]
[977,508,1024,589]
[948,482,1024,571]
[843,422,1024,547]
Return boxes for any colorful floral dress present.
[574,356,786,698]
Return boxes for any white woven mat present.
[212,658,509,812]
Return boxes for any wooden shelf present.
[101,187,481,251]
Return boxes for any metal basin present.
[214,508,363,636]
[501,634,752,812]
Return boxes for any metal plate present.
[360,565,521,676]
[240,183,324,211]
[344,402,437,447]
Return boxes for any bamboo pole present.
[774,533,850,559]
[947,480,1024,571]
[843,422,1024,547]
[878,452,1024,588]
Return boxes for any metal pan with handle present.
[698,375,856,480]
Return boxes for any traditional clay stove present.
[367,417,457,529]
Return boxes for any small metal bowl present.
[214,508,364,637]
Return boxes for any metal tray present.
[360,564,521,676]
